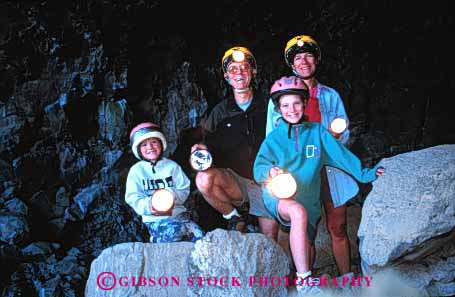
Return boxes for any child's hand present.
[269,167,283,179]
[328,127,342,139]
[376,167,385,176]
[191,143,208,153]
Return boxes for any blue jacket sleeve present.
[329,89,350,145]
[320,125,378,183]
[253,140,277,184]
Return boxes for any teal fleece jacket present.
[253,119,380,230]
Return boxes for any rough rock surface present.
[359,144,455,271]
[188,229,290,297]
[85,242,194,297]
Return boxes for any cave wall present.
[0,0,453,295]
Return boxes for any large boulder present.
[359,144,455,271]
[393,238,455,297]
[188,229,290,297]
[85,230,290,297]
[85,242,194,297]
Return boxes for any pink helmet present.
[270,76,309,105]
[129,122,167,160]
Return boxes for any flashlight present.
[151,189,175,213]
[232,50,245,62]
[269,173,297,199]
[190,149,213,171]
[330,118,347,134]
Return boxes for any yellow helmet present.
[284,35,321,67]
[221,46,257,74]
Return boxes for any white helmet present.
[129,122,167,160]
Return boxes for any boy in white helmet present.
[125,122,204,243]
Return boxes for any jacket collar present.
[226,92,265,112]
[277,117,312,137]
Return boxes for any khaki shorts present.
[225,168,274,219]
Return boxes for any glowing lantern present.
[232,50,245,62]
[151,189,175,213]
[330,118,347,134]
[269,173,297,199]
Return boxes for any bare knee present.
[259,218,279,241]
[195,170,215,193]
[288,203,308,223]
[327,220,347,239]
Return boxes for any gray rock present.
[162,62,207,155]
[57,142,90,185]
[0,111,25,154]
[427,282,455,297]
[359,144,455,271]
[392,239,455,296]
[21,242,58,257]
[188,229,290,297]
[44,98,67,135]
[0,213,29,245]
[4,198,28,217]
[53,186,70,217]
[85,242,194,297]
[97,99,132,147]
[104,67,128,99]
[65,184,104,221]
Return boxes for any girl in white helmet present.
[267,35,360,276]
[254,76,384,293]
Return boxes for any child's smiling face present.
[278,94,306,124]
[139,137,162,161]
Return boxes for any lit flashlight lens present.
[232,50,245,62]
[270,173,297,199]
[151,189,175,213]
[330,118,347,134]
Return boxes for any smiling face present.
[278,94,306,124]
[291,52,317,79]
[139,137,162,161]
[225,61,253,90]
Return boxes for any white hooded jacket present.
[125,157,190,223]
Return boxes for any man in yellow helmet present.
[266,35,358,276]
[191,46,278,239]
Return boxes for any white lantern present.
[232,50,245,62]
[190,149,213,171]
[151,189,175,213]
[330,118,347,134]
[269,173,297,199]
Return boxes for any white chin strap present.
[234,87,251,94]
